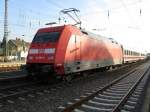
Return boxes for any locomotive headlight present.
[45,48,55,54]
[29,49,38,54]
[48,56,54,60]
[28,48,55,54]
[28,56,33,60]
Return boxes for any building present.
[0,41,3,56]
[8,38,30,60]
[0,38,30,61]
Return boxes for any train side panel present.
[63,28,123,74]
[26,25,124,77]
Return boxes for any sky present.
[0,0,150,53]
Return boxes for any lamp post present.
[21,35,25,61]
[3,0,9,62]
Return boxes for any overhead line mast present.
[3,0,9,61]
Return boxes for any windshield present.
[33,32,60,43]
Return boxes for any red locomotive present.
[26,25,145,79]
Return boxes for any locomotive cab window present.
[33,32,61,43]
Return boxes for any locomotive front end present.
[26,26,63,77]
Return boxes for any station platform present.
[0,61,26,80]
[0,61,25,67]
[0,61,26,72]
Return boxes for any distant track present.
[0,66,21,72]
[0,80,43,100]
[59,62,150,112]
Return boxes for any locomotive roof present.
[38,25,120,45]
[80,29,120,45]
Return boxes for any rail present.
[60,63,150,112]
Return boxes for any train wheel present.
[26,73,33,80]
[26,71,37,80]
[109,66,113,71]
[106,66,110,70]
[82,72,88,77]
[64,75,73,82]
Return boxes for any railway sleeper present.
[102,91,126,97]
[126,100,137,106]
[106,89,129,94]
[73,109,85,112]
[98,93,122,100]
[123,104,136,111]
[131,93,140,98]
[78,104,112,112]
[116,82,136,86]
[93,97,119,104]
[109,87,129,91]
[111,84,132,88]
[120,109,131,112]
[87,100,116,108]
[110,87,130,91]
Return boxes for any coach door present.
[74,35,81,69]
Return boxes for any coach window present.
[129,51,131,56]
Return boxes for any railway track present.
[0,61,147,111]
[0,79,46,102]
[58,62,150,112]
[0,62,143,98]
[0,75,69,105]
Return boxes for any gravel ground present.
[0,62,143,112]
[141,75,150,112]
